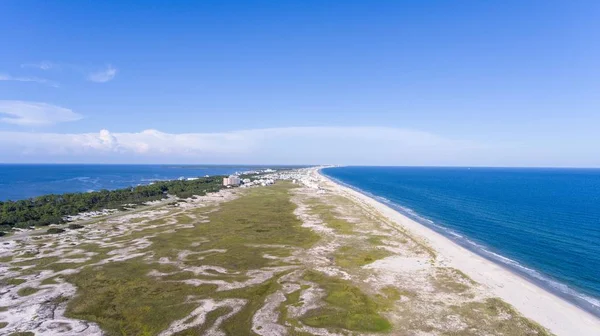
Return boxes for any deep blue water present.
[0,164,297,201]
[322,166,600,316]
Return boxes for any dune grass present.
[301,270,392,332]
[433,267,477,294]
[3,278,26,286]
[66,260,214,335]
[449,298,552,335]
[334,244,391,268]
[17,286,41,296]
[63,182,321,335]
[305,197,355,234]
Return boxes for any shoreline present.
[316,167,600,336]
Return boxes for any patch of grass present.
[334,244,391,268]
[14,256,60,268]
[4,278,27,286]
[15,244,110,275]
[0,322,7,329]
[449,298,552,335]
[286,289,302,306]
[216,276,284,335]
[278,287,321,336]
[66,253,89,259]
[379,286,402,302]
[47,262,86,272]
[367,235,386,246]
[128,217,148,223]
[17,286,41,296]
[0,255,13,262]
[369,211,437,260]
[20,251,39,258]
[432,267,476,294]
[176,306,231,335]
[8,332,35,336]
[305,198,355,234]
[301,270,392,332]
[68,224,84,230]
[41,276,60,285]
[46,227,65,234]
[66,260,216,336]
[175,215,194,224]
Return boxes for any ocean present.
[0,164,298,202]
[322,166,600,317]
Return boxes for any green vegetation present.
[306,197,354,234]
[40,276,60,285]
[63,182,321,335]
[17,286,41,296]
[146,183,319,270]
[0,322,7,329]
[8,332,35,336]
[66,260,214,336]
[0,255,13,262]
[68,223,84,229]
[46,227,65,234]
[448,298,552,335]
[301,270,392,332]
[4,278,27,286]
[334,245,391,268]
[0,176,225,231]
[433,267,476,294]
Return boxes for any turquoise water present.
[0,164,298,201]
[322,166,600,316]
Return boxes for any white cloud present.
[0,126,497,165]
[0,73,59,87]
[0,101,82,126]
[87,65,117,83]
[21,61,56,70]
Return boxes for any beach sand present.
[316,167,600,336]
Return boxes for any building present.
[223,175,241,186]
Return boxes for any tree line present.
[0,176,225,232]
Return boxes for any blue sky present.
[1,1,599,166]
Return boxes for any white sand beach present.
[316,168,600,336]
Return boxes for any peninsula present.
[0,167,598,335]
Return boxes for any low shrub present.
[46,228,65,234]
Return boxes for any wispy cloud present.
[0,126,495,165]
[87,65,117,83]
[18,61,118,83]
[0,73,59,88]
[20,61,56,70]
[0,100,82,126]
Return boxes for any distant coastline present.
[0,164,307,201]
